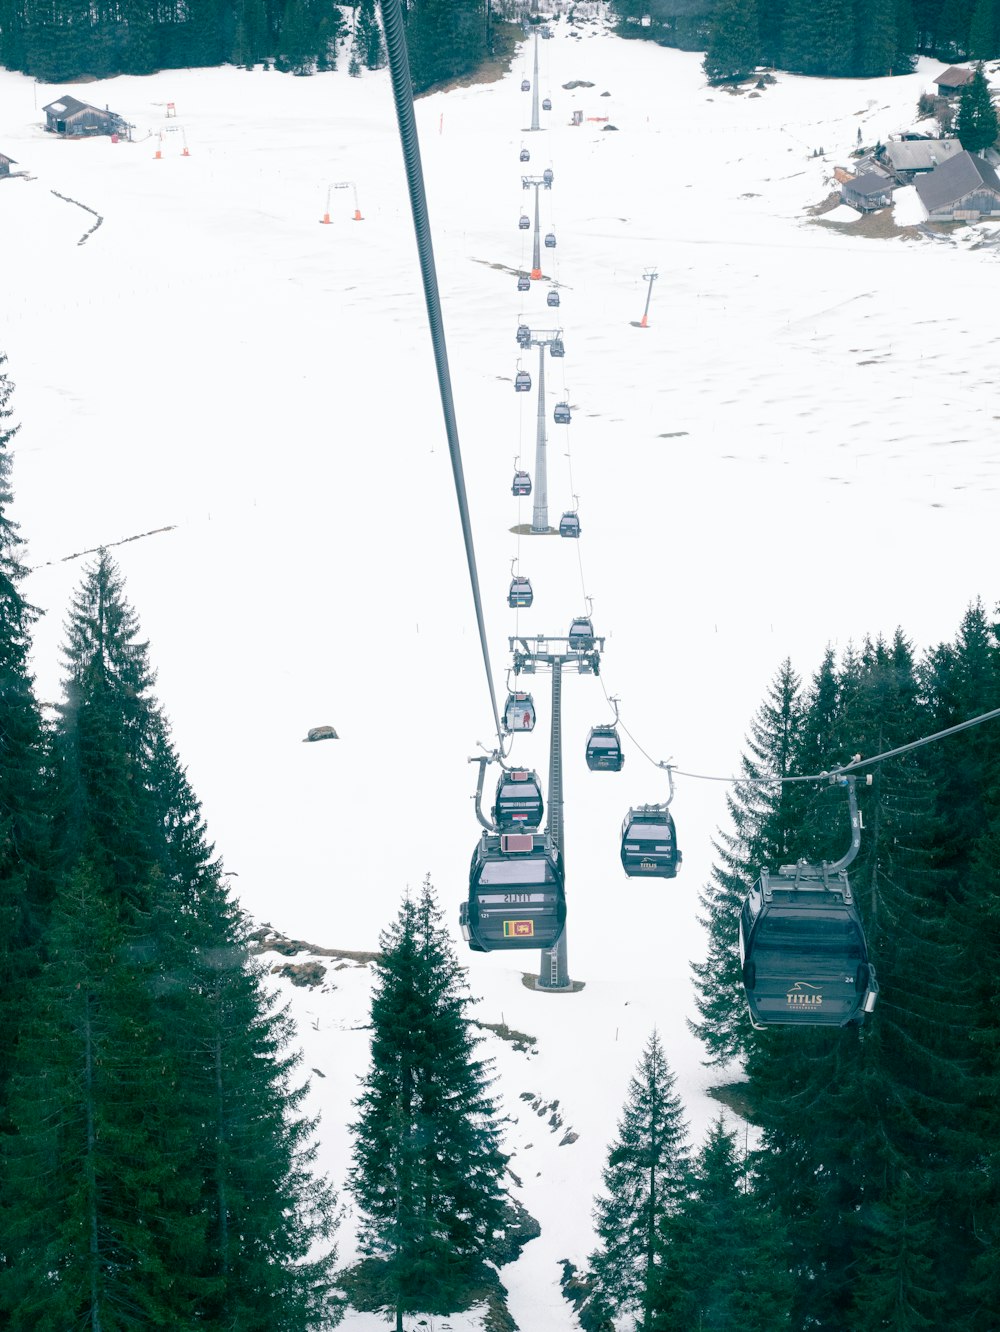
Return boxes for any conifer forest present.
[3,0,1000,1323]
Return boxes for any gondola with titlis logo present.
[508,575,533,608]
[621,764,681,878]
[460,758,564,952]
[586,723,624,772]
[493,768,544,831]
[460,832,565,952]
[739,774,879,1029]
[512,469,532,497]
[504,690,536,732]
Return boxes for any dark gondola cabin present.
[520,148,530,162]
[559,511,581,538]
[620,806,681,878]
[512,469,532,496]
[739,867,879,1028]
[543,168,554,185]
[519,214,531,230]
[517,274,531,292]
[515,369,532,392]
[586,724,624,771]
[461,832,565,952]
[521,79,531,91]
[542,97,552,110]
[504,691,536,732]
[544,232,557,248]
[508,575,533,608]
[550,337,565,357]
[553,401,571,424]
[516,323,531,347]
[547,289,560,307]
[493,768,544,830]
[568,616,594,650]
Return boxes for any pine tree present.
[349,877,508,1328]
[651,1116,792,1330]
[780,0,855,74]
[355,0,383,67]
[143,716,341,1327]
[0,352,50,1205]
[0,863,209,1328]
[954,61,1000,150]
[968,0,999,55]
[703,0,761,84]
[854,0,899,75]
[588,1030,689,1330]
[690,660,805,1063]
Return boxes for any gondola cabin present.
[521,79,531,91]
[519,213,531,230]
[559,511,581,538]
[461,832,565,952]
[515,369,532,392]
[553,402,571,424]
[550,337,565,357]
[520,148,530,162]
[547,289,561,308]
[568,616,594,650]
[508,575,533,608]
[542,97,552,110]
[543,168,554,185]
[586,725,623,771]
[739,866,879,1028]
[512,469,532,496]
[544,232,557,248]
[620,806,681,878]
[517,274,531,292]
[516,323,531,347]
[504,691,536,732]
[493,768,544,830]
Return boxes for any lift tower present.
[510,632,604,991]
[521,173,552,280]
[520,328,564,534]
[530,32,541,131]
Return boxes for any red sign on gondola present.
[504,920,534,938]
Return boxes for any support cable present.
[380,0,505,748]
[596,666,1000,786]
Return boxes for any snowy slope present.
[2,20,998,1327]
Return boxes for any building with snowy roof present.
[43,96,119,137]
[914,150,1000,220]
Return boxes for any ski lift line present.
[597,670,1000,786]
[380,0,504,749]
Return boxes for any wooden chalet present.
[840,171,895,213]
[879,137,961,181]
[0,152,16,177]
[914,150,1000,220]
[43,96,119,137]
[934,66,975,95]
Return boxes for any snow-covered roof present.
[882,138,961,171]
[42,94,109,118]
[915,150,1000,210]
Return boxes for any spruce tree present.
[588,1030,689,1330]
[349,877,507,1328]
[356,0,384,67]
[968,0,999,56]
[954,61,999,150]
[690,660,805,1063]
[0,352,50,1227]
[651,1116,792,1330]
[703,0,761,84]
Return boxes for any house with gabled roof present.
[914,150,1000,220]
[878,137,961,181]
[935,66,975,95]
[840,170,895,213]
[0,152,16,177]
[43,96,119,137]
